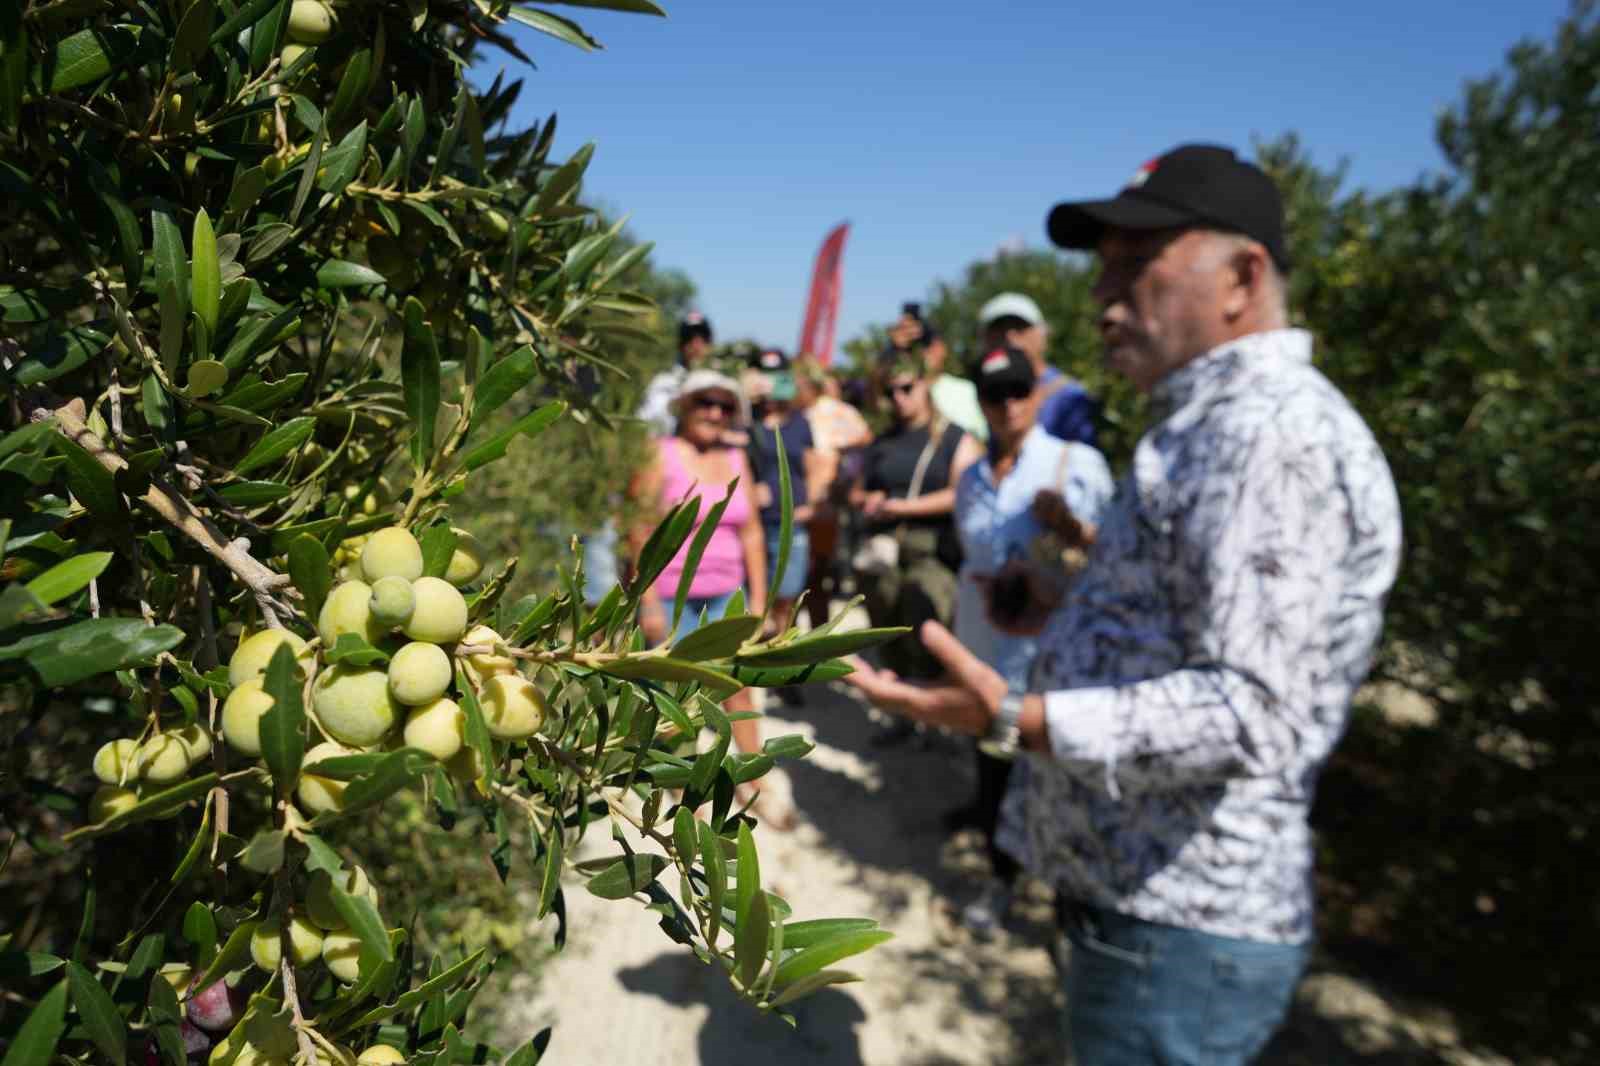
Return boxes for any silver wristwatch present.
[979,692,1024,760]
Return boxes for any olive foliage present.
[0,1,896,1063]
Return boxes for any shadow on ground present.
[619,949,869,1066]
[763,684,1503,1065]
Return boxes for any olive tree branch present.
[31,403,295,623]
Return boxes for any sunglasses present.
[978,382,1032,405]
[692,396,739,417]
[884,380,919,398]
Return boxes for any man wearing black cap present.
[637,311,716,436]
[845,144,1403,1064]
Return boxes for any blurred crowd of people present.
[592,143,1403,1065]
[603,292,1120,910]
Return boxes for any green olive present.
[286,0,335,44]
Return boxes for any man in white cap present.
[978,292,1098,447]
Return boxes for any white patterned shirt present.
[1021,328,1402,944]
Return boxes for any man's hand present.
[754,483,774,510]
[918,622,1007,716]
[839,626,1006,737]
[977,558,1062,636]
[861,490,888,519]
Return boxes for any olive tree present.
[0,1,896,1063]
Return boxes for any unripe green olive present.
[321,929,362,983]
[402,577,467,644]
[368,576,415,628]
[93,738,141,785]
[89,785,139,822]
[445,743,487,783]
[305,864,377,930]
[286,0,335,44]
[297,741,354,814]
[403,698,463,761]
[444,529,487,586]
[312,665,399,747]
[222,679,275,756]
[460,624,516,685]
[229,629,313,686]
[318,580,385,647]
[477,673,545,740]
[387,642,451,706]
[361,528,424,584]
[137,732,194,783]
[172,723,212,763]
[280,41,313,74]
[250,911,323,973]
[210,1012,296,1065]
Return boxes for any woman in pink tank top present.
[630,371,791,825]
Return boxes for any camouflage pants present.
[860,549,958,681]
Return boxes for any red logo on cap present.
[981,350,1010,374]
[1126,156,1161,189]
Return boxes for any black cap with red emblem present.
[1046,144,1290,272]
[967,345,1036,403]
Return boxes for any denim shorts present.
[764,525,810,601]
[662,589,742,645]
[1057,901,1308,1065]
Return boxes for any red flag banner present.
[797,222,849,367]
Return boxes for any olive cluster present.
[214,526,547,821]
[88,725,213,822]
[246,864,377,984]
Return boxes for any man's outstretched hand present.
[919,621,1007,713]
[840,623,1007,736]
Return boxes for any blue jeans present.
[1058,902,1307,1065]
[764,525,809,601]
[663,589,742,644]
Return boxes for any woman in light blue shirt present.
[952,345,1113,932]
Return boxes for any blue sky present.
[472,0,1573,355]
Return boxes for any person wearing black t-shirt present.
[849,354,982,680]
[744,348,823,647]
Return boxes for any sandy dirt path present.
[495,681,1514,1066]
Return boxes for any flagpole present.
[797,221,850,367]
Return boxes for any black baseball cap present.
[750,346,789,372]
[1047,144,1291,272]
[969,345,1036,402]
[678,311,713,345]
